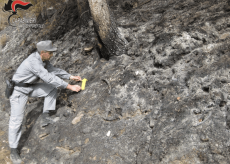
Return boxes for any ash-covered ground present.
[1,0,230,163]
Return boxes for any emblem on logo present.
[2,0,33,26]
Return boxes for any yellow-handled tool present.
[81,78,88,90]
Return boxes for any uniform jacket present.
[12,51,71,94]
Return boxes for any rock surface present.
[1,0,230,163]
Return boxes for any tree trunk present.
[88,0,127,59]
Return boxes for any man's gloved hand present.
[70,75,82,81]
[66,84,81,92]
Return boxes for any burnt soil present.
[1,0,230,163]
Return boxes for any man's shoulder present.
[22,52,42,67]
[26,52,42,63]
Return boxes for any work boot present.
[10,148,22,164]
[40,112,54,127]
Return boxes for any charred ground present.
[1,0,230,163]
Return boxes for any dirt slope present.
[1,0,230,163]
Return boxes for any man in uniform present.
[9,40,81,163]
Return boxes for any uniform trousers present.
[9,83,58,148]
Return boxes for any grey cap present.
[36,40,57,52]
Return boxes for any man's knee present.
[29,83,58,98]
[49,87,58,96]
[9,116,23,129]
[45,87,58,100]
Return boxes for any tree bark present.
[88,0,127,59]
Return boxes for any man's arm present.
[27,60,81,92]
[45,61,71,80]
[26,60,69,89]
